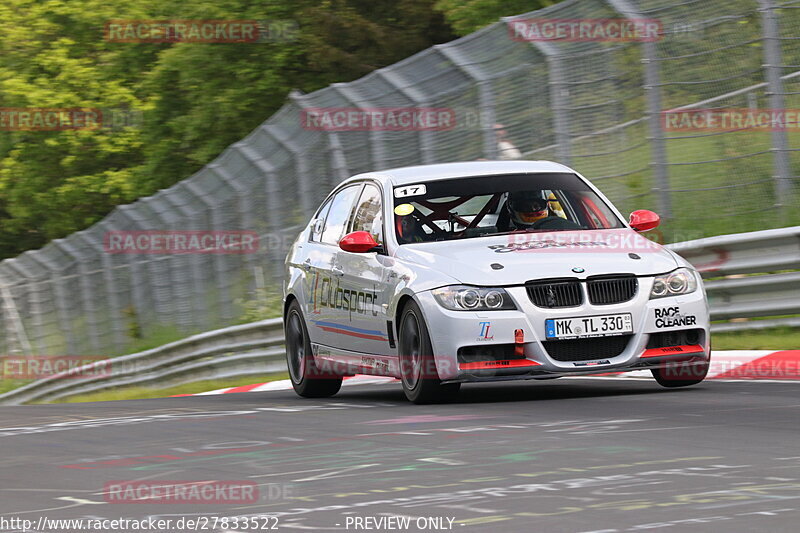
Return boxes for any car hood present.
[393,229,680,286]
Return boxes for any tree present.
[0,0,454,259]
[434,0,555,36]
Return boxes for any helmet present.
[506,191,549,226]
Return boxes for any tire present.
[397,300,460,404]
[284,300,342,398]
[651,356,710,388]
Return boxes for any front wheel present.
[397,300,460,404]
[285,300,342,398]
[651,357,710,388]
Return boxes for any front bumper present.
[415,278,711,382]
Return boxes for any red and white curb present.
[178,350,800,396]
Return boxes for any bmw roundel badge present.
[572,267,585,273]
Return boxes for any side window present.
[349,183,383,244]
[310,197,333,242]
[320,185,361,245]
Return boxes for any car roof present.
[343,160,576,187]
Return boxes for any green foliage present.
[0,0,454,259]
[236,285,284,323]
[434,0,555,35]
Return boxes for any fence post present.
[231,143,287,281]
[260,124,316,215]
[606,0,671,219]
[436,44,498,159]
[24,252,77,354]
[759,0,792,218]
[510,30,572,165]
[331,84,389,169]
[0,275,32,355]
[328,133,350,184]
[544,51,572,166]
[290,90,349,188]
[377,69,437,164]
[74,231,128,350]
[51,239,102,354]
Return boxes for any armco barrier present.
[1,227,798,405]
[667,226,800,330]
[0,319,285,406]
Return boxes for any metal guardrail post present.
[759,0,793,219]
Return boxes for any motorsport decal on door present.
[309,273,380,320]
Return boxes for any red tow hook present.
[514,329,525,357]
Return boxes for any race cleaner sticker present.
[654,306,697,328]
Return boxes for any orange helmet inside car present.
[507,191,549,225]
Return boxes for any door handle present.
[331,265,344,277]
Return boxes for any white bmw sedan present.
[283,161,710,403]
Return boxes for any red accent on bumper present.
[641,344,704,358]
[514,329,525,357]
[460,359,542,370]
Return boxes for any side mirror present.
[629,210,660,232]
[339,231,380,253]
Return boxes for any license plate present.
[545,313,633,340]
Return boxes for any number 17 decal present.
[394,184,427,198]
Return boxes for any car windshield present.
[392,173,624,244]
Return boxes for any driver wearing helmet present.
[505,190,550,229]
[501,190,582,231]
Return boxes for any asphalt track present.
[1,378,799,533]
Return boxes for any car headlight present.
[432,286,517,311]
[650,268,698,299]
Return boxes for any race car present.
[283,161,710,403]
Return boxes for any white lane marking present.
[294,463,381,482]
[249,467,344,479]
[55,496,105,505]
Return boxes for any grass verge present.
[711,327,800,351]
[47,372,290,404]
